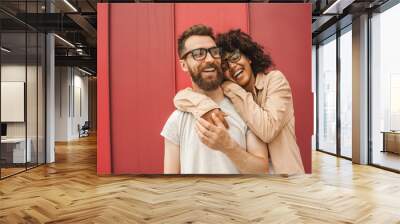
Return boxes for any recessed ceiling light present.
[323,0,354,15]
[78,67,93,76]
[54,34,75,48]
[1,47,11,53]
[63,0,78,12]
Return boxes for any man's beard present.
[189,63,224,91]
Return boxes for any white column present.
[46,32,55,163]
[352,14,369,164]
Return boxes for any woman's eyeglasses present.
[224,50,242,63]
[222,50,242,71]
[181,47,222,61]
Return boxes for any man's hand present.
[201,108,229,129]
[195,113,235,153]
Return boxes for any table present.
[381,131,400,154]
[1,138,32,164]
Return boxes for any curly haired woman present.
[174,29,304,174]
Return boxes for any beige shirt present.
[174,70,305,174]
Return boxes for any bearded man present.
[161,24,269,174]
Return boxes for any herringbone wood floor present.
[1,135,400,224]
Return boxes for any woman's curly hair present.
[216,29,273,75]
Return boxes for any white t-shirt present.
[161,97,248,174]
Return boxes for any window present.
[317,35,337,154]
[339,27,352,158]
[0,1,47,179]
[370,2,400,171]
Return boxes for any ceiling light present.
[78,67,93,76]
[322,0,355,15]
[1,47,11,53]
[54,34,75,48]
[63,0,78,12]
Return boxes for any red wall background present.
[109,4,175,174]
[98,3,312,174]
[97,4,111,174]
[174,4,249,91]
[249,4,312,174]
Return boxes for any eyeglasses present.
[181,46,222,61]
[222,50,242,71]
[224,49,242,63]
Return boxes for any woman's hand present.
[221,80,241,92]
[195,113,235,153]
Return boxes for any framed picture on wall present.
[1,81,25,122]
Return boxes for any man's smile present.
[203,67,216,72]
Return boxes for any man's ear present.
[180,59,189,72]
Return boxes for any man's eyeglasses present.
[181,47,222,61]
[222,49,242,71]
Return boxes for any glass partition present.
[370,3,400,171]
[1,30,28,177]
[0,1,46,179]
[317,35,337,155]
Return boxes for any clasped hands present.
[195,111,236,153]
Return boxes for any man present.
[161,24,269,174]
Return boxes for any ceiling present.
[0,0,97,74]
[0,0,393,75]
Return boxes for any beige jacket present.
[174,70,305,174]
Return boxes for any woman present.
[174,29,304,174]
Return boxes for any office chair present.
[79,121,90,138]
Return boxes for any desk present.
[381,131,400,154]
[1,138,32,163]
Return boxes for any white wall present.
[1,65,26,132]
[72,72,89,138]
[55,66,69,141]
[55,67,89,141]
[1,65,41,137]
[1,63,46,164]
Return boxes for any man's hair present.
[178,24,215,58]
[216,29,273,75]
